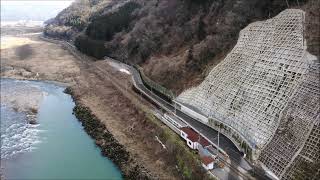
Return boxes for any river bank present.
[1,28,209,179]
[1,30,170,179]
[0,79,122,179]
[65,87,152,179]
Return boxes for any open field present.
[1,32,210,179]
[1,33,80,84]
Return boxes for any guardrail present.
[129,74,229,156]
[42,34,267,180]
[133,65,175,103]
[153,111,181,134]
[42,34,237,159]
[174,99,254,160]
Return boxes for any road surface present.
[42,35,268,180]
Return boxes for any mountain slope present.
[177,9,319,179]
[44,0,319,94]
[44,0,320,179]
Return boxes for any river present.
[0,78,122,179]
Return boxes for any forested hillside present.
[45,0,319,93]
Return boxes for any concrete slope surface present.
[177,9,319,180]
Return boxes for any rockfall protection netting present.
[177,9,319,178]
[259,62,319,179]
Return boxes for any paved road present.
[42,35,247,167]
[41,35,256,179]
[126,66,258,179]
[129,66,250,168]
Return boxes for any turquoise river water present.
[0,78,122,179]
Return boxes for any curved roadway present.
[41,35,270,180]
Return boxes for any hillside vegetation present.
[45,0,319,93]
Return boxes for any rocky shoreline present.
[2,31,208,179]
[64,87,153,180]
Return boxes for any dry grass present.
[1,37,39,50]
[1,34,80,84]
[15,44,34,60]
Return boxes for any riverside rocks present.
[28,118,37,125]
[27,108,38,124]
[65,87,152,180]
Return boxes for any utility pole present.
[174,92,177,115]
[217,125,220,155]
[198,130,201,150]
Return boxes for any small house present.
[180,127,211,150]
[201,156,215,170]
[180,127,199,149]
[198,136,210,149]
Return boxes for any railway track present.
[41,35,269,180]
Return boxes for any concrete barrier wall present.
[177,102,208,124]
